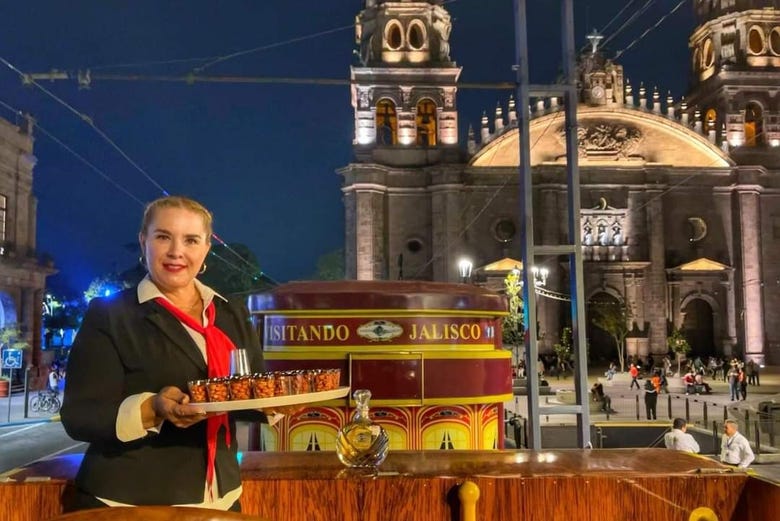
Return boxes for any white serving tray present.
[184,386,351,413]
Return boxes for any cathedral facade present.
[339,0,780,364]
[0,114,54,370]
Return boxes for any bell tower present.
[351,0,462,166]
[686,0,780,162]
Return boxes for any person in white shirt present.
[48,369,59,394]
[720,419,755,468]
[664,418,700,453]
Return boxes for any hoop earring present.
[138,255,146,268]
[199,263,207,275]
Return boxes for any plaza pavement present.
[505,365,780,483]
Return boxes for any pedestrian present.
[48,368,60,394]
[664,418,700,453]
[738,368,747,401]
[746,359,760,386]
[60,195,275,512]
[727,364,739,401]
[604,361,617,381]
[629,363,640,390]
[644,377,658,420]
[591,382,615,413]
[720,420,755,468]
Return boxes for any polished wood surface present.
[3,450,775,521]
[45,506,268,521]
[238,449,729,479]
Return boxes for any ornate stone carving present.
[432,6,452,61]
[559,122,643,159]
[358,88,371,109]
[442,89,454,108]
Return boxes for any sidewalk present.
[507,365,780,425]
[0,389,60,427]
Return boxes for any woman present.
[61,196,265,511]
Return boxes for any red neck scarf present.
[155,297,236,497]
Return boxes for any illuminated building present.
[340,0,780,363]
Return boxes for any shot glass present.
[230,349,251,376]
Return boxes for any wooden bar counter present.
[3,449,778,521]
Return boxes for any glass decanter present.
[336,389,389,468]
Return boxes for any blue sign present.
[1,348,22,369]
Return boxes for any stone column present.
[355,188,388,280]
[645,189,667,355]
[343,189,358,279]
[723,273,737,357]
[736,188,765,363]
[430,181,463,282]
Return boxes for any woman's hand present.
[148,386,208,429]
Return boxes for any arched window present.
[376,99,398,145]
[407,20,427,50]
[770,27,780,56]
[385,20,404,51]
[703,38,715,68]
[748,26,765,55]
[415,99,437,146]
[744,102,764,146]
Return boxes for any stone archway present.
[681,298,715,357]
[586,291,621,364]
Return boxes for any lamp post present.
[458,258,473,283]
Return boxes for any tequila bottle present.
[336,389,389,468]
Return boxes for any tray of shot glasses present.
[185,369,349,413]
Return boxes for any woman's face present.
[140,207,210,294]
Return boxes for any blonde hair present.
[139,195,213,239]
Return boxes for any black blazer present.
[61,287,265,505]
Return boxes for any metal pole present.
[513,0,541,450]
[685,398,690,423]
[635,395,640,420]
[754,420,761,456]
[5,368,13,423]
[560,0,589,449]
[712,420,719,455]
[703,401,708,425]
[667,394,672,419]
[744,410,750,439]
[23,367,30,419]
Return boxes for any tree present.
[312,248,345,280]
[83,273,127,302]
[667,328,691,376]
[553,326,573,375]
[199,243,273,296]
[501,270,525,369]
[590,300,631,372]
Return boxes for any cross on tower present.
[587,29,604,54]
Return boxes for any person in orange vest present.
[629,363,640,390]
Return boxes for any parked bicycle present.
[30,390,61,413]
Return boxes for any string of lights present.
[85,0,461,75]
[0,90,269,285]
[598,0,641,35]
[1,0,718,289]
[613,0,688,60]
[600,0,657,49]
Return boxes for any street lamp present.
[458,258,473,283]
[531,266,549,287]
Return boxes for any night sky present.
[0,1,695,295]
